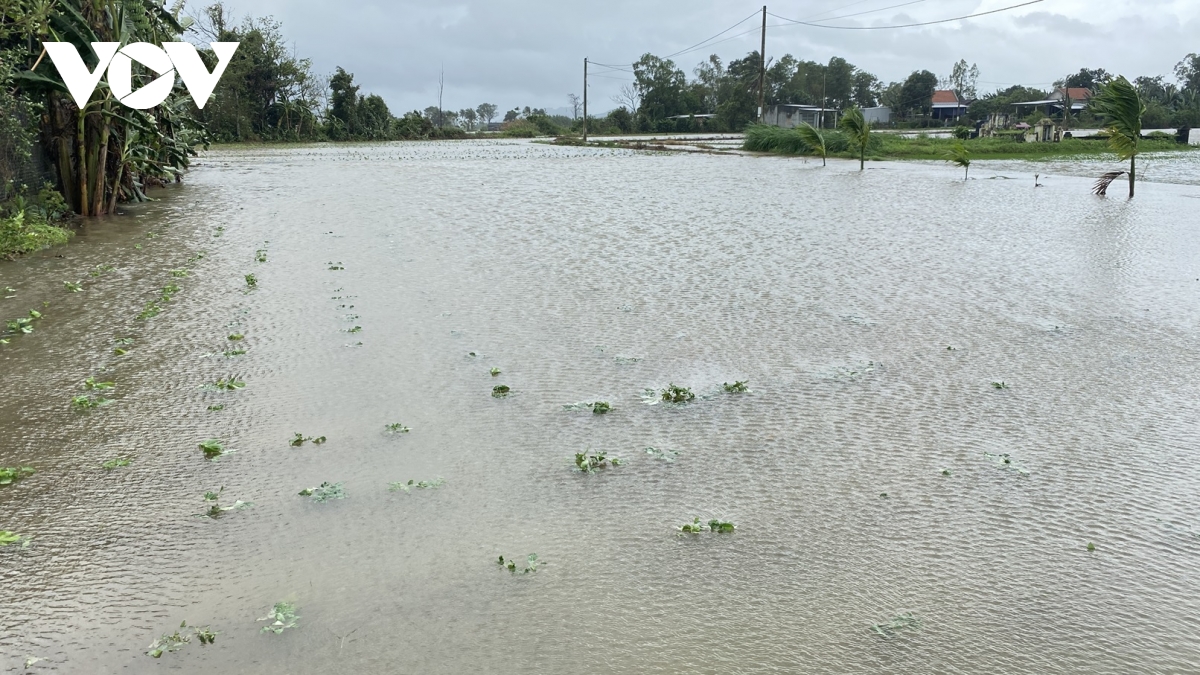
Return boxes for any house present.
[862,106,891,125]
[763,104,839,129]
[1012,87,1091,117]
[1023,118,1061,143]
[931,90,972,121]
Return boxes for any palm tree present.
[795,122,827,166]
[838,106,871,170]
[945,139,971,180]
[1089,76,1144,198]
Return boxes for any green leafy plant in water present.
[212,376,246,390]
[345,325,362,333]
[388,478,445,492]
[290,433,327,447]
[991,381,1009,389]
[197,486,254,518]
[644,447,678,462]
[72,394,113,409]
[244,274,257,288]
[198,439,233,461]
[492,384,511,398]
[228,333,245,341]
[677,517,736,534]
[63,280,82,292]
[213,226,224,237]
[661,384,695,403]
[83,377,114,390]
[984,452,1029,475]
[0,530,32,547]
[259,601,300,634]
[102,458,132,470]
[137,301,162,320]
[385,423,410,433]
[169,268,189,278]
[89,264,115,277]
[592,401,611,414]
[208,404,225,411]
[299,482,345,502]
[497,553,539,574]
[575,451,623,473]
[160,283,180,302]
[188,251,206,263]
[489,367,501,376]
[327,262,344,270]
[1087,542,1096,552]
[147,622,191,657]
[255,249,267,263]
[113,336,133,355]
[0,466,35,485]
[872,613,921,637]
[223,349,246,357]
[723,380,749,393]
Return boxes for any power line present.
[664,8,763,59]
[808,0,929,24]
[801,0,880,22]
[768,0,1043,30]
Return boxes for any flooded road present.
[3,140,1200,673]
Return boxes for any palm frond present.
[838,107,868,145]
[1090,76,1144,160]
[796,122,827,162]
[944,140,970,168]
[1092,170,1126,196]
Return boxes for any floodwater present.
[3,140,1200,674]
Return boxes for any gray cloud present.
[206,0,1200,113]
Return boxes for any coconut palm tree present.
[945,139,970,180]
[838,106,871,170]
[1089,76,1144,198]
[796,122,826,166]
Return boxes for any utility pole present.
[437,65,444,128]
[820,73,827,128]
[757,6,767,124]
[578,57,583,142]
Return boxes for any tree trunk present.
[1128,155,1136,198]
[91,116,110,215]
[860,143,865,171]
[76,109,89,216]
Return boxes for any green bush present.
[1,187,73,260]
[500,119,539,137]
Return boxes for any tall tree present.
[476,103,498,127]
[1090,76,1144,198]
[632,53,687,121]
[852,71,881,108]
[328,67,361,139]
[898,70,938,118]
[947,60,980,98]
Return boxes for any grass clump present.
[0,530,32,547]
[872,613,920,637]
[198,439,233,461]
[497,553,540,574]
[299,481,345,502]
[102,458,132,470]
[385,422,410,433]
[492,384,511,398]
[678,517,736,534]
[0,200,73,260]
[0,466,35,485]
[137,301,162,320]
[244,273,257,288]
[290,433,327,446]
[592,401,611,414]
[72,394,113,409]
[259,601,299,634]
[574,451,623,473]
[212,376,246,390]
[388,478,445,492]
[722,380,749,393]
[661,384,695,403]
[991,381,1009,389]
[255,248,267,263]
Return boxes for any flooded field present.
[3,140,1200,673]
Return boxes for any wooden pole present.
[758,6,767,124]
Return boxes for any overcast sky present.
[203,0,1200,115]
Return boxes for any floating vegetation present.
[722,380,749,393]
[497,553,539,574]
[492,384,511,398]
[385,423,410,433]
[89,264,115,277]
[198,439,233,461]
[871,613,921,637]
[223,349,246,357]
[327,262,344,270]
[299,482,345,502]
[290,433,327,447]
[228,333,244,341]
[160,283,180,302]
[879,493,889,499]
[255,249,267,263]
[83,377,114,390]
[0,531,32,547]
[169,268,189,278]
[661,384,695,403]
[489,367,501,376]
[212,376,246,390]
[574,451,623,473]
[259,601,299,634]
[644,447,678,462]
[388,478,445,492]
[984,452,1030,475]
[827,361,881,379]
[72,394,113,409]
[113,337,133,355]
[147,623,192,657]
[467,351,477,357]
[213,226,224,237]
[592,401,611,414]
[198,487,254,518]
[991,381,1010,389]
[946,345,958,351]
[677,517,736,534]
[613,355,642,365]
[941,468,952,476]
[244,274,257,288]
[0,466,35,485]
[4,311,39,336]
[208,404,225,411]
[188,251,206,263]
[345,325,362,333]
[63,280,82,292]
[137,301,162,320]
[102,458,132,470]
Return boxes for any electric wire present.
[808,0,929,24]
[768,0,1043,30]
